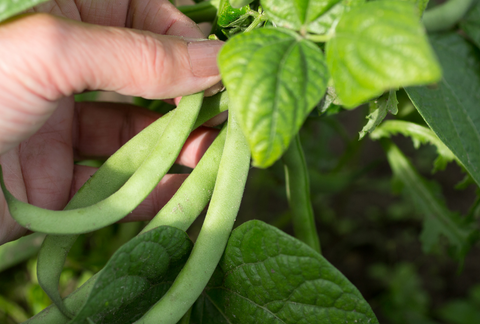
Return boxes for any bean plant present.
[1,0,480,323]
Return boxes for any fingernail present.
[187,40,224,77]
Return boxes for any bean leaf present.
[460,0,480,50]
[0,0,48,22]
[326,1,441,108]
[199,220,379,324]
[261,0,342,33]
[405,33,480,186]
[218,28,328,168]
[69,226,193,324]
[380,140,478,260]
[371,120,458,172]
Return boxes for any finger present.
[73,101,219,168]
[0,14,223,154]
[71,165,189,221]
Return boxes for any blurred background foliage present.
[2,88,480,324]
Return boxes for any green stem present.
[135,111,251,324]
[423,0,475,32]
[283,135,321,254]
[305,33,332,43]
[178,0,219,24]
[243,13,266,33]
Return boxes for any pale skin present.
[0,0,225,244]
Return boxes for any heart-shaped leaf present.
[218,28,328,168]
[69,226,192,324]
[200,220,379,324]
[261,0,342,33]
[326,1,441,108]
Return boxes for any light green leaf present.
[371,120,458,172]
[460,0,480,49]
[358,90,398,140]
[204,220,379,324]
[69,226,192,324]
[326,1,441,108]
[384,0,429,15]
[261,0,342,33]
[219,28,328,168]
[230,0,253,9]
[0,0,49,22]
[381,140,478,260]
[308,0,366,35]
[405,33,480,186]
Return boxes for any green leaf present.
[387,0,429,15]
[204,220,379,324]
[326,1,441,108]
[381,140,478,260]
[405,33,480,187]
[358,90,398,140]
[219,28,328,168]
[69,226,193,324]
[0,0,49,22]
[230,0,253,9]
[370,120,458,172]
[460,0,480,50]
[307,0,366,35]
[261,0,342,33]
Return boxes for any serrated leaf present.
[69,226,192,324]
[0,0,49,22]
[460,0,480,50]
[371,120,458,172]
[261,0,342,33]
[405,33,480,186]
[358,90,398,140]
[203,220,379,324]
[326,1,441,108]
[219,28,328,168]
[382,140,478,260]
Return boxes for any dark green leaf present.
[204,220,379,324]
[461,0,480,49]
[261,0,342,33]
[326,1,441,107]
[69,226,192,324]
[0,0,48,22]
[405,33,480,186]
[380,140,478,260]
[219,28,328,167]
[358,90,398,140]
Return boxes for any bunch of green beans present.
[1,89,318,323]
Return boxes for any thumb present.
[0,13,223,154]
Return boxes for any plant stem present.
[244,12,267,33]
[423,0,475,32]
[305,34,332,43]
[283,135,321,254]
[178,0,220,24]
[135,110,251,324]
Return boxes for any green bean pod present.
[283,135,321,254]
[0,93,204,234]
[141,124,227,233]
[33,91,230,318]
[135,110,251,324]
[24,110,230,324]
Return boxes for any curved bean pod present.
[33,91,230,318]
[0,93,205,234]
[135,110,251,324]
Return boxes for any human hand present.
[0,0,224,244]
